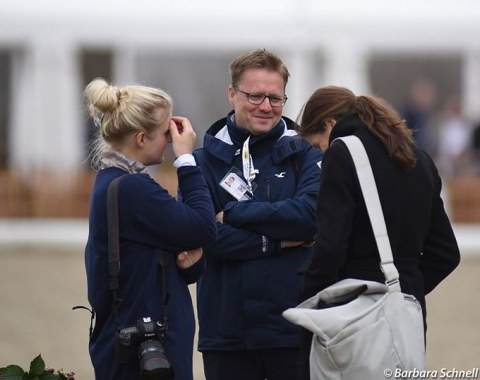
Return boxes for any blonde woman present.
[84,78,217,380]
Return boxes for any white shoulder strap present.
[334,136,401,291]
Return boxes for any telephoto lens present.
[138,340,174,379]
[115,317,174,379]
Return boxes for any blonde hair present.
[84,77,172,169]
[229,48,290,89]
[298,86,417,170]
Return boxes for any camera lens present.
[138,340,174,379]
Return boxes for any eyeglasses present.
[234,87,288,107]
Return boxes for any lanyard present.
[242,136,258,192]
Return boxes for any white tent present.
[1,0,480,173]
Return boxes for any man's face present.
[228,68,286,136]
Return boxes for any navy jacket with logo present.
[193,112,323,351]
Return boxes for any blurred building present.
[1,0,480,218]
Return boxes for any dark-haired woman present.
[296,86,460,379]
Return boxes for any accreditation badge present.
[219,168,254,201]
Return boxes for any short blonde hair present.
[229,48,290,89]
[84,77,172,168]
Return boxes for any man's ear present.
[228,85,235,107]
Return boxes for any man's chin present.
[251,116,275,129]
[251,124,274,135]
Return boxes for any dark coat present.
[193,112,323,351]
[303,114,460,323]
[85,166,217,380]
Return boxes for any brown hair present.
[229,48,290,89]
[298,86,417,170]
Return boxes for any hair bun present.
[84,77,120,113]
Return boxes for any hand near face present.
[170,116,196,157]
[176,248,203,269]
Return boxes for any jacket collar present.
[329,113,373,144]
[203,110,300,165]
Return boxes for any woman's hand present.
[216,211,224,223]
[170,116,196,157]
[176,248,203,269]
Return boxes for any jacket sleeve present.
[419,154,460,294]
[202,222,281,262]
[302,144,356,299]
[222,146,322,241]
[119,167,217,253]
[178,254,206,284]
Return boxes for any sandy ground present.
[1,244,479,379]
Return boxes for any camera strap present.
[71,174,127,338]
[107,174,127,331]
[158,252,169,337]
[107,174,169,334]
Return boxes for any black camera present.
[116,317,174,379]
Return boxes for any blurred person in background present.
[401,79,437,154]
[471,120,480,174]
[84,78,217,380]
[193,49,323,380]
[297,86,460,379]
[436,94,473,177]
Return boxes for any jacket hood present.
[205,110,299,137]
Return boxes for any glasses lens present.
[247,94,265,105]
[236,87,286,107]
[269,96,284,107]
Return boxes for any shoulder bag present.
[283,135,425,380]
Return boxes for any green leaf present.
[3,364,25,379]
[29,355,45,376]
[4,375,24,380]
[39,374,58,380]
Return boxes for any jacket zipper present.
[266,178,271,201]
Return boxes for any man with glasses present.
[193,49,323,380]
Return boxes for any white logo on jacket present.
[275,172,286,178]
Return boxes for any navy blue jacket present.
[85,166,217,380]
[193,112,323,351]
